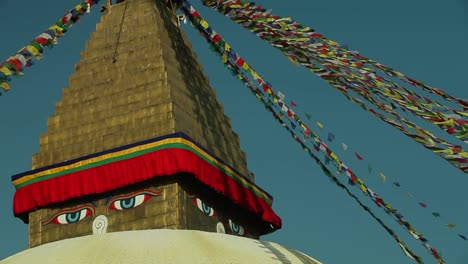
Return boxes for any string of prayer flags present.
[184,5,424,260]
[0,0,100,93]
[211,0,466,242]
[183,2,445,262]
[200,0,468,173]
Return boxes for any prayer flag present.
[327,132,335,142]
[355,152,363,160]
[398,243,416,261]
[418,202,427,208]
[379,173,386,182]
[291,122,296,130]
[278,91,285,101]
[0,81,11,91]
[316,122,323,129]
[431,212,440,217]
[342,143,348,151]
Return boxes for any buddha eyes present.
[229,219,245,236]
[107,190,162,212]
[193,197,215,216]
[191,197,246,236]
[42,190,163,226]
[42,205,95,225]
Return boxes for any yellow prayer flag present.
[0,81,11,91]
[0,66,12,76]
[295,37,310,42]
[379,173,386,182]
[360,185,367,193]
[433,119,455,126]
[316,122,323,129]
[455,110,468,117]
[251,71,260,80]
[287,56,299,66]
[433,148,454,155]
[26,45,39,56]
[330,152,338,162]
[384,203,392,210]
[224,42,230,51]
[200,19,209,29]
[48,25,64,36]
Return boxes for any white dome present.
[0,229,322,264]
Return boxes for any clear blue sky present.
[0,0,467,263]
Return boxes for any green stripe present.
[16,142,272,204]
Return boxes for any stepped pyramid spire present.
[11,0,281,248]
[33,0,249,177]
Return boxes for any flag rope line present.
[182,1,445,262]
[0,0,100,92]
[197,0,468,173]
[112,0,129,63]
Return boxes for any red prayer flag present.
[355,152,363,160]
[419,202,427,208]
[212,34,221,43]
[235,57,245,67]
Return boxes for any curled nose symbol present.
[93,215,108,235]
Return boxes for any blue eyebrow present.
[103,196,113,206]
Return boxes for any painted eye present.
[55,209,92,224]
[194,198,215,216]
[107,190,162,212]
[229,219,245,236]
[110,194,147,210]
[42,205,95,225]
